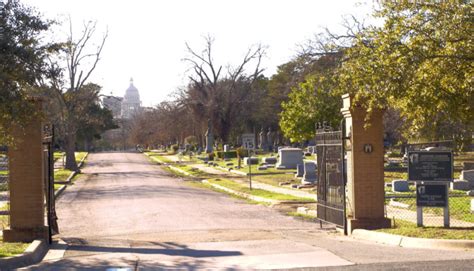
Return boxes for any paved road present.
[25,153,474,270]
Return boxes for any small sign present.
[241,133,255,150]
[408,151,453,182]
[416,183,448,207]
[363,144,373,153]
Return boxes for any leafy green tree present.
[0,0,54,144]
[280,74,341,142]
[337,2,473,149]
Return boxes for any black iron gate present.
[315,124,347,233]
[43,124,58,243]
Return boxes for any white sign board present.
[241,133,256,150]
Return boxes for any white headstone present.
[302,162,317,184]
[224,144,230,152]
[275,148,303,169]
[392,180,409,192]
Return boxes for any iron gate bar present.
[315,119,347,235]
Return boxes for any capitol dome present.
[124,78,141,103]
[121,78,142,119]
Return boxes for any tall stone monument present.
[266,128,274,152]
[341,94,391,232]
[259,127,267,150]
[205,119,214,153]
[3,100,49,242]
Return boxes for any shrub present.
[216,151,237,159]
[184,136,198,145]
[208,152,215,161]
[169,144,179,154]
[235,147,249,158]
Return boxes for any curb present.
[53,152,88,199]
[214,165,248,176]
[168,165,191,176]
[351,229,474,250]
[0,239,49,270]
[77,152,88,168]
[54,184,67,199]
[202,180,279,204]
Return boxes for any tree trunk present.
[65,132,78,171]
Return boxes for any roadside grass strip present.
[377,220,474,240]
[54,169,73,182]
[0,237,29,258]
[144,152,174,164]
[205,178,316,203]
[287,211,317,221]
[74,152,88,163]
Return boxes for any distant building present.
[103,95,123,118]
[102,78,142,119]
[121,78,142,119]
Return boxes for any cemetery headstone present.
[392,180,409,192]
[450,179,470,191]
[463,162,474,171]
[295,164,304,178]
[263,157,277,164]
[275,148,303,169]
[266,128,274,152]
[301,162,317,184]
[259,127,268,150]
[205,119,214,153]
[460,170,474,188]
[244,157,259,165]
[224,144,230,152]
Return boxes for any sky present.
[22,0,377,107]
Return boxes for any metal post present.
[444,182,450,227]
[248,150,252,190]
[417,206,423,227]
[341,119,347,235]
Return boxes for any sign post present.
[408,151,453,227]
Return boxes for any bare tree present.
[183,36,266,142]
[53,19,108,171]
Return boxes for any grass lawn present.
[207,178,315,202]
[377,220,474,240]
[0,237,29,258]
[54,169,73,182]
[53,152,64,162]
[209,157,302,187]
[75,152,87,163]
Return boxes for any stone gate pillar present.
[3,101,48,242]
[341,94,391,233]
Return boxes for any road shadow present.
[26,238,242,271]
